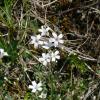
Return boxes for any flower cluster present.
[30,25,64,66]
[0,48,8,59]
[39,51,60,66]
[29,81,47,99]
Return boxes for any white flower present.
[51,51,60,62]
[39,53,50,66]
[49,32,64,47]
[30,35,43,48]
[0,48,8,59]
[39,92,47,99]
[29,81,42,93]
[38,25,50,36]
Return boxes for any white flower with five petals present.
[0,48,8,59]
[39,92,47,99]
[38,25,50,36]
[50,51,60,62]
[39,53,50,66]
[30,35,43,48]
[49,32,64,47]
[29,81,42,93]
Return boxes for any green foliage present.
[68,54,87,73]
[24,92,33,100]
[0,0,14,28]
[0,75,4,87]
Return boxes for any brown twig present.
[56,0,99,15]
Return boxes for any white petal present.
[41,31,46,36]
[43,61,47,66]
[37,35,41,39]
[4,52,8,56]
[51,53,54,57]
[52,32,57,38]
[41,33,45,36]
[0,49,4,52]
[39,95,42,98]
[38,29,42,32]
[58,34,63,38]
[38,41,43,45]
[56,55,60,59]
[29,85,34,89]
[49,38,55,42]
[47,59,50,62]
[59,40,64,44]
[55,51,59,55]
[37,82,42,87]
[31,36,35,39]
[37,87,42,91]
[52,57,56,61]
[41,26,44,29]
[32,81,37,86]
[54,41,58,47]
[42,53,46,58]
[34,43,38,48]
[32,88,37,93]
[42,45,50,49]
[52,39,57,43]
[30,36,36,42]
[46,53,50,57]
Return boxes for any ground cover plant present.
[0,0,100,100]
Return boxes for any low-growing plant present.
[0,0,99,100]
